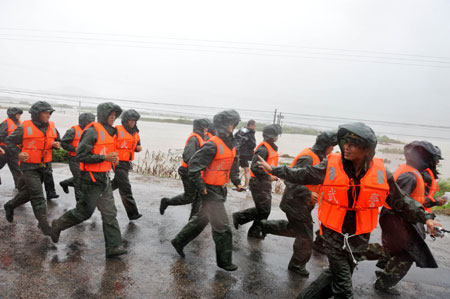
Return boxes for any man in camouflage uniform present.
[374,141,445,295]
[59,112,96,200]
[159,118,210,218]
[111,109,143,220]
[232,124,282,239]
[170,110,242,271]
[3,101,61,235]
[258,122,441,299]
[260,131,337,276]
[0,107,23,189]
[50,102,127,258]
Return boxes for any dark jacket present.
[250,141,277,180]
[61,112,96,153]
[379,170,438,268]
[76,102,122,182]
[280,148,321,222]
[188,133,240,202]
[235,127,256,157]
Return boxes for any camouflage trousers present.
[163,174,201,219]
[298,243,387,299]
[233,177,272,237]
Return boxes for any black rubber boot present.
[159,198,169,215]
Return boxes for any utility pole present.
[78,100,81,115]
[273,109,277,124]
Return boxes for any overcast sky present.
[0,0,449,133]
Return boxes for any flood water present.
[2,108,449,178]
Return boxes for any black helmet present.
[193,118,211,133]
[404,140,438,171]
[213,110,241,135]
[316,130,337,147]
[262,124,282,140]
[337,122,377,160]
[78,112,95,129]
[433,146,443,162]
[97,102,122,125]
[29,101,55,116]
[207,122,216,136]
[7,107,23,118]
[121,109,141,125]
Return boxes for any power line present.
[1,36,450,69]
[0,32,449,65]
[1,27,449,61]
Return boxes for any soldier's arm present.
[61,128,76,152]
[271,158,327,185]
[230,155,241,187]
[182,137,200,165]
[385,171,434,223]
[0,121,8,144]
[188,142,216,191]
[5,125,24,158]
[289,156,315,196]
[250,145,270,178]
[76,127,105,163]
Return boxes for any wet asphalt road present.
[1,163,450,299]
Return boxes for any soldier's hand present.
[257,155,272,172]
[0,148,4,155]
[202,188,208,195]
[52,141,61,149]
[436,197,448,206]
[310,192,319,205]
[426,219,443,236]
[18,152,29,162]
[135,145,142,152]
[270,176,278,182]
[105,152,119,163]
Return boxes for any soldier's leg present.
[6,156,22,189]
[248,179,272,237]
[232,178,268,228]
[114,166,140,219]
[189,197,201,219]
[374,254,413,289]
[44,163,59,199]
[205,200,233,267]
[327,253,356,299]
[166,176,198,206]
[297,268,334,299]
[289,219,313,275]
[4,173,30,222]
[53,176,105,231]
[172,202,210,249]
[96,178,123,250]
[26,169,51,234]
[261,219,296,237]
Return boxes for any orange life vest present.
[201,136,236,186]
[21,120,57,164]
[290,147,321,193]
[115,125,140,162]
[79,122,115,173]
[424,168,438,202]
[181,132,204,168]
[393,164,426,209]
[205,132,214,141]
[250,141,279,178]
[68,125,83,157]
[319,153,389,235]
[0,118,21,146]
